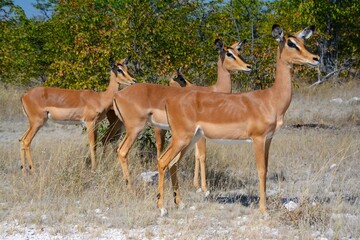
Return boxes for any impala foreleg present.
[169,164,184,209]
[194,137,208,195]
[86,121,98,172]
[253,137,271,213]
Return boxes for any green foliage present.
[0,1,46,85]
[0,0,358,89]
[268,0,360,79]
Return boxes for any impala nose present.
[312,56,320,65]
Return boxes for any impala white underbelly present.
[195,126,274,144]
[47,112,84,125]
[147,115,170,130]
[207,138,253,144]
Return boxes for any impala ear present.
[230,40,245,51]
[236,39,246,51]
[215,39,224,53]
[272,24,284,42]
[296,25,315,40]
[177,67,182,75]
[121,56,131,66]
[171,67,186,87]
[110,59,115,69]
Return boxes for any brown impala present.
[156,25,320,216]
[113,39,251,190]
[101,67,192,149]
[19,58,136,174]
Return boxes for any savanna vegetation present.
[0,78,359,239]
[0,0,359,239]
[1,0,359,90]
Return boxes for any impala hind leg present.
[154,127,166,158]
[157,139,191,216]
[19,128,30,173]
[253,137,272,213]
[168,147,190,210]
[102,110,123,149]
[169,164,183,209]
[116,130,141,189]
[19,123,43,174]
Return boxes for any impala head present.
[169,67,192,87]
[110,57,136,85]
[215,39,252,72]
[272,24,320,67]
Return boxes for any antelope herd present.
[19,25,319,216]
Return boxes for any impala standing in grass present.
[156,25,320,216]
[113,39,252,190]
[101,67,192,149]
[19,58,136,174]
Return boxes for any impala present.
[156,25,320,216]
[19,58,136,174]
[101,67,192,148]
[113,39,251,189]
[168,67,193,87]
[153,67,193,158]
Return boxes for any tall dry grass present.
[0,84,24,121]
[0,80,359,239]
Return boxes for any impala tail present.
[113,97,124,123]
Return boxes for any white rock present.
[348,97,360,105]
[325,228,334,239]
[140,171,158,184]
[284,201,298,211]
[41,214,47,221]
[330,98,343,104]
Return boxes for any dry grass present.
[0,84,24,121]
[0,80,359,239]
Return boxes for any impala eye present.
[287,40,300,50]
[226,52,235,59]
[117,68,125,75]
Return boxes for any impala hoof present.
[196,188,202,193]
[160,208,168,217]
[204,191,210,198]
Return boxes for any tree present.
[1,0,358,88]
[268,0,360,84]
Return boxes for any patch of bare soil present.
[0,120,85,144]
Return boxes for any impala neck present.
[271,47,293,116]
[212,57,232,93]
[102,71,120,106]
